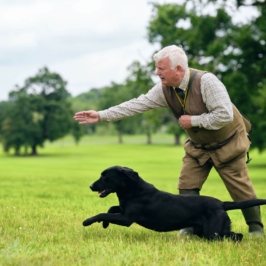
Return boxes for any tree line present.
[0,0,265,155]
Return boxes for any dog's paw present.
[230,232,243,242]
[83,218,94,226]
[102,221,109,229]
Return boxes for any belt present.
[190,131,236,150]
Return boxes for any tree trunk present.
[174,133,181,146]
[24,145,29,155]
[146,131,152,144]
[118,131,123,144]
[15,146,20,156]
[31,145,38,156]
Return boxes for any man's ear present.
[120,167,140,182]
[176,64,184,73]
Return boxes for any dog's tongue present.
[98,190,106,196]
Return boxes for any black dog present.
[83,166,266,241]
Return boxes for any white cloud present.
[0,0,155,100]
[0,0,260,101]
[51,39,158,96]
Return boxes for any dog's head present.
[90,166,140,197]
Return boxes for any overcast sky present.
[0,0,259,101]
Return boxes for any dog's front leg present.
[83,213,133,228]
[103,206,121,229]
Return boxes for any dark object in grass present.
[83,166,266,242]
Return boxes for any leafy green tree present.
[70,88,104,138]
[1,90,39,155]
[208,0,266,8]
[226,4,266,151]
[0,101,10,140]
[125,61,166,144]
[2,67,73,155]
[205,1,266,151]
[98,82,143,143]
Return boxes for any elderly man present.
[74,45,263,236]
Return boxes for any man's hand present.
[73,110,100,124]
[179,115,192,129]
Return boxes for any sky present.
[0,0,259,101]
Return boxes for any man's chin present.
[161,80,168,85]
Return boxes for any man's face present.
[155,57,178,87]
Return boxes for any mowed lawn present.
[1,134,266,266]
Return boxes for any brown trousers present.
[178,152,257,201]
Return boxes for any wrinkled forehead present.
[155,58,172,69]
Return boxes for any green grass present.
[1,134,266,266]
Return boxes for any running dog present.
[83,166,266,241]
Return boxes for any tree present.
[1,91,40,155]
[226,4,266,151]
[70,88,104,138]
[126,61,166,144]
[98,82,143,143]
[0,101,10,140]
[1,67,73,155]
[207,0,266,8]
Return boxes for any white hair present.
[153,45,188,70]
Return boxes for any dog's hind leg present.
[227,232,243,242]
[202,211,236,241]
[219,213,243,242]
[192,224,204,238]
[103,206,121,228]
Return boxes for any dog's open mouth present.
[98,189,112,197]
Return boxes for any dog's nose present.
[89,185,93,190]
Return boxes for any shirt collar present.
[177,68,189,91]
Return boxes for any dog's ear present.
[120,167,140,182]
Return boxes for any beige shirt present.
[99,69,233,130]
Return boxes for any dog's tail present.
[223,199,266,211]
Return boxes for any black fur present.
[83,166,266,241]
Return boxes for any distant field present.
[1,134,266,266]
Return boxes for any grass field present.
[1,134,266,266]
